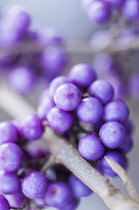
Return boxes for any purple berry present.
[49,76,71,97]
[87,0,112,24]
[0,171,20,194]
[78,134,104,161]
[36,28,63,46]
[98,150,128,177]
[45,182,73,209]
[20,114,44,140]
[38,96,54,120]
[0,121,18,145]
[54,83,81,111]
[22,172,48,199]
[106,0,125,7]
[89,79,114,104]
[0,195,10,210]
[5,191,26,209]
[9,66,36,94]
[119,135,133,153]
[0,143,23,172]
[127,72,139,100]
[103,99,129,123]
[124,119,134,135]
[47,107,73,133]
[40,47,67,81]
[123,0,139,20]
[69,63,96,88]
[99,121,126,149]
[76,97,103,123]
[69,174,92,198]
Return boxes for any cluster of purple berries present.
[0,64,134,209]
[82,0,139,24]
[0,6,67,94]
[93,53,139,100]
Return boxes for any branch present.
[0,83,139,210]
[0,35,139,58]
[105,157,139,203]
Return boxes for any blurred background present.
[0,0,139,210]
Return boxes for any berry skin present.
[69,174,92,198]
[0,195,10,210]
[76,97,103,123]
[78,134,104,161]
[0,121,18,145]
[45,182,73,209]
[87,0,112,24]
[9,66,36,95]
[99,121,126,149]
[4,190,26,209]
[0,143,23,172]
[49,76,71,97]
[103,99,129,123]
[47,107,73,133]
[123,0,139,20]
[0,171,20,194]
[119,135,133,154]
[37,96,54,120]
[20,114,44,140]
[22,172,48,199]
[69,63,96,88]
[98,150,128,177]
[54,83,81,111]
[89,79,114,104]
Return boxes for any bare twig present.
[0,84,139,210]
[105,157,139,203]
[41,155,56,173]
[0,35,139,57]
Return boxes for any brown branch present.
[0,84,139,210]
[105,157,139,203]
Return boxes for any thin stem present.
[0,84,139,210]
[105,157,139,203]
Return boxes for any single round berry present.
[49,76,71,97]
[40,47,67,80]
[47,107,73,133]
[76,97,103,123]
[0,195,10,210]
[69,174,92,198]
[0,143,23,172]
[22,172,48,199]
[45,182,73,209]
[88,79,114,104]
[123,0,139,20]
[0,171,20,194]
[98,150,128,177]
[4,191,26,209]
[87,0,111,24]
[54,83,81,111]
[103,99,129,123]
[119,135,133,154]
[78,134,104,161]
[0,121,18,145]
[20,114,44,140]
[9,66,36,94]
[69,63,96,88]
[37,96,54,120]
[99,121,126,149]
